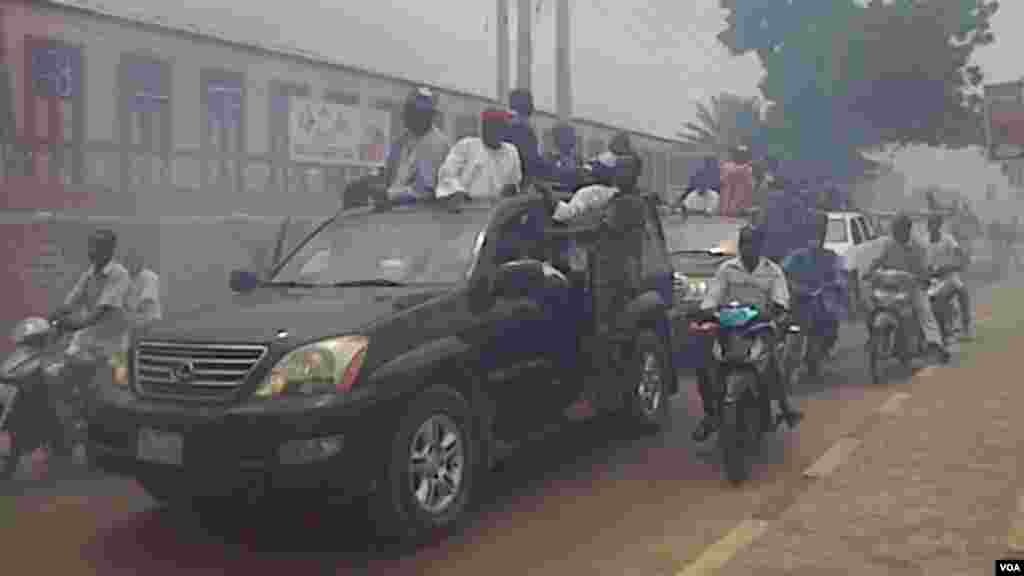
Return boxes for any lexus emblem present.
[172,361,196,383]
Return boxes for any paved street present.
[721,273,1024,575]
[0,271,1010,576]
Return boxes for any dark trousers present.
[695,329,787,419]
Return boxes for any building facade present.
[0,0,708,217]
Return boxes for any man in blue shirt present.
[504,89,544,184]
[380,87,452,205]
[782,212,846,357]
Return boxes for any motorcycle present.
[0,317,88,480]
[866,269,926,385]
[786,283,841,383]
[928,272,962,344]
[690,302,797,484]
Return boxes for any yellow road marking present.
[1009,494,1024,552]
[803,437,862,479]
[675,518,769,576]
[877,392,912,416]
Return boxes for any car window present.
[826,218,848,243]
[857,216,874,240]
[850,219,864,245]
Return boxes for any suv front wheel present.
[372,385,478,543]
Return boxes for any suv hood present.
[140,285,451,344]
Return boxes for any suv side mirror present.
[493,259,546,300]
[229,269,261,293]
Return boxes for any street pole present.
[516,0,532,93]
[555,0,571,122]
[497,0,510,102]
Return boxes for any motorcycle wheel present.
[1,430,26,481]
[720,390,759,485]
[899,325,915,367]
[869,331,884,385]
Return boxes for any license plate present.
[137,428,183,466]
[0,382,17,429]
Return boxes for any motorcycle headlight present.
[674,273,710,301]
[254,335,369,398]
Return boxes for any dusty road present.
[1,271,1004,576]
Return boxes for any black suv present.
[87,192,679,540]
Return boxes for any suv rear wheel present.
[372,385,477,543]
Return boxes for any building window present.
[324,90,360,196]
[325,90,359,107]
[454,114,478,140]
[268,80,310,194]
[119,53,171,190]
[201,69,245,194]
[374,98,401,144]
[25,37,84,184]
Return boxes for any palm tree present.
[679,93,764,157]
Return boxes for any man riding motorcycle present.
[926,212,973,341]
[782,212,845,361]
[865,213,951,363]
[691,225,803,442]
[50,229,134,464]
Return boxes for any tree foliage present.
[717,0,999,174]
[679,93,763,156]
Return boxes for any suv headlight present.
[108,351,130,387]
[254,335,369,398]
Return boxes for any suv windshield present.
[271,203,494,286]
[665,215,747,253]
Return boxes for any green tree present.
[678,93,763,156]
[717,0,999,176]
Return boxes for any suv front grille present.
[134,341,268,401]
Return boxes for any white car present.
[825,211,886,275]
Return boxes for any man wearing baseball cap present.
[436,107,522,200]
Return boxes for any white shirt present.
[683,189,720,215]
[127,268,162,324]
[926,232,963,285]
[63,259,133,357]
[701,256,790,311]
[553,184,618,223]
[436,137,522,200]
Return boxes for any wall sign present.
[31,42,80,99]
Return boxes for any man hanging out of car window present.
[379,87,452,205]
[436,108,522,201]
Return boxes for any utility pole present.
[555,0,571,121]
[496,0,510,102]
[517,0,532,93]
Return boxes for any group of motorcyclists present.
[4,82,981,481]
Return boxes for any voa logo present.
[997,559,1023,574]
